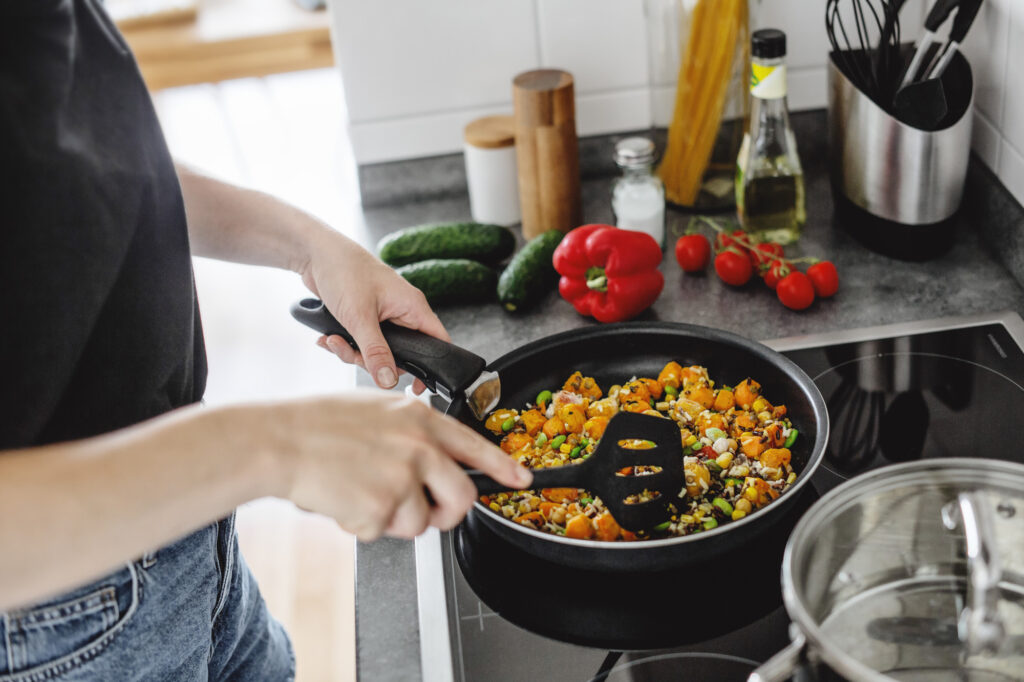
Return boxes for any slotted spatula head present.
[472,412,686,532]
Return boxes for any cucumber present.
[396,259,497,305]
[497,230,564,312]
[378,222,515,267]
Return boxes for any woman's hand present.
[259,391,532,540]
[299,228,445,392]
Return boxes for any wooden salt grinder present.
[513,69,581,238]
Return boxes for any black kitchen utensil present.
[892,0,982,129]
[291,299,829,572]
[893,75,948,129]
[924,0,983,80]
[827,0,903,100]
[470,411,685,532]
[900,0,960,88]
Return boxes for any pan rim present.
[450,320,830,550]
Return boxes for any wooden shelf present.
[119,0,334,90]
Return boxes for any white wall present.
[330,0,1023,206]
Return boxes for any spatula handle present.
[290,298,486,398]
[468,466,583,495]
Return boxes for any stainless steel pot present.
[752,459,1024,682]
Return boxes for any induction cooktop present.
[414,312,1024,682]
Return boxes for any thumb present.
[348,316,398,389]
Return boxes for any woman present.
[0,1,530,679]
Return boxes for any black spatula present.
[470,411,687,532]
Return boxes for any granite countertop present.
[351,110,1024,680]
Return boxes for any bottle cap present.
[752,29,786,59]
[614,137,656,169]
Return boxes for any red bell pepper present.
[552,224,664,323]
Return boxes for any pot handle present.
[290,298,487,399]
[748,631,807,682]
[941,491,1006,655]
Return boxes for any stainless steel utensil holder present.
[827,50,974,260]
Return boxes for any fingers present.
[419,452,478,530]
[323,335,365,369]
[344,317,398,389]
[384,488,431,539]
[427,412,533,490]
[390,299,451,343]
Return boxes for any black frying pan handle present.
[469,466,581,495]
[290,298,486,398]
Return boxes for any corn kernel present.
[489,502,501,512]
[559,443,572,454]
[685,435,698,446]
[679,514,695,524]
[731,510,747,521]
[716,452,734,469]
[744,487,759,502]
[787,472,797,485]
[735,498,752,513]
[752,398,768,412]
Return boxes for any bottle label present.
[750,63,786,99]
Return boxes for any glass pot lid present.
[783,459,1024,681]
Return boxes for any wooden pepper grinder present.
[513,69,581,238]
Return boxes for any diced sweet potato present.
[565,514,594,539]
[500,432,533,454]
[639,377,663,399]
[542,487,579,503]
[584,416,609,440]
[685,384,715,409]
[520,409,547,437]
[734,378,761,410]
[516,511,545,528]
[658,361,683,389]
[595,512,621,541]
[713,389,735,412]
[761,447,792,468]
[542,417,566,439]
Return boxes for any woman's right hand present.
[250,391,532,541]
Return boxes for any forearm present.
[0,404,285,612]
[175,163,333,273]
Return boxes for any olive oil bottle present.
[736,29,805,244]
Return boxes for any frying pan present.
[291,302,829,572]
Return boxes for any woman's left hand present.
[299,228,447,392]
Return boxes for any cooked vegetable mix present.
[481,365,799,541]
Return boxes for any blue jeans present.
[0,514,294,681]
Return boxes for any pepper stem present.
[585,266,608,293]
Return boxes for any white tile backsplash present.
[536,0,649,93]
[1000,0,1024,161]
[960,0,1010,125]
[330,0,1024,207]
[332,0,539,123]
[972,110,1004,171]
[999,140,1024,206]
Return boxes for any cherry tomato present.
[807,261,839,298]
[714,250,753,286]
[675,234,712,272]
[715,230,749,254]
[762,259,791,290]
[776,271,816,310]
[750,242,784,269]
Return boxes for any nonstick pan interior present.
[446,322,829,572]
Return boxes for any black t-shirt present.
[1,0,207,448]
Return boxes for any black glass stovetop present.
[417,314,1024,682]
